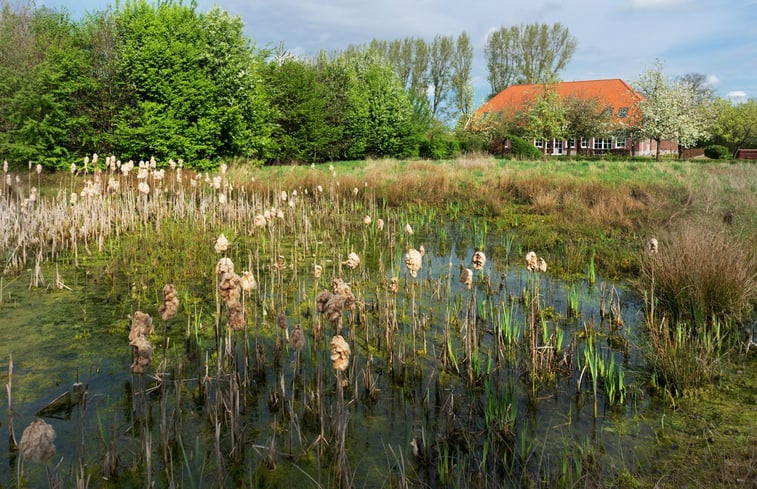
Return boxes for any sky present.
[36,0,757,106]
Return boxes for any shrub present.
[419,130,461,160]
[704,144,731,159]
[508,134,543,159]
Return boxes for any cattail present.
[290,324,305,351]
[138,182,150,195]
[472,251,486,270]
[18,419,56,462]
[343,252,360,269]
[70,163,77,174]
[363,215,372,225]
[218,193,227,205]
[2,160,7,173]
[159,284,179,321]
[404,248,423,278]
[405,223,414,235]
[216,257,235,275]
[227,300,245,331]
[525,251,538,272]
[130,335,154,373]
[214,233,230,253]
[460,268,473,289]
[331,278,352,297]
[254,214,267,228]
[69,192,77,205]
[219,272,241,305]
[220,163,227,174]
[277,311,288,331]
[648,238,659,254]
[316,290,332,313]
[537,257,547,273]
[352,187,358,196]
[376,218,384,231]
[313,264,323,279]
[388,276,399,293]
[330,335,350,371]
[317,185,323,193]
[240,271,257,291]
[280,190,288,201]
[274,255,285,271]
[128,311,154,342]
[35,164,42,175]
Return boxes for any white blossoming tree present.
[634,62,711,160]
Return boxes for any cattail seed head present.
[128,311,154,342]
[648,238,659,254]
[404,248,423,278]
[388,276,399,293]
[405,223,414,235]
[472,251,486,270]
[313,264,323,279]
[343,252,360,269]
[159,284,179,321]
[330,335,350,372]
[363,215,371,225]
[240,271,256,291]
[214,233,230,253]
[18,419,56,462]
[130,335,153,373]
[376,218,384,231]
[460,268,473,289]
[290,324,305,351]
[525,251,538,272]
[216,257,235,275]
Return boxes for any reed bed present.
[1,156,754,488]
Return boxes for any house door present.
[553,139,563,155]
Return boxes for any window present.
[593,138,612,150]
[534,139,544,148]
[615,137,627,149]
[580,137,588,148]
[568,139,576,148]
[618,107,629,118]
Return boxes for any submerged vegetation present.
[0,156,755,488]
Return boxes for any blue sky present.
[38,0,757,106]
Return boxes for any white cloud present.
[706,75,720,87]
[726,90,747,100]
[628,0,687,8]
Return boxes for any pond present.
[0,172,662,488]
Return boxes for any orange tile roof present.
[475,78,643,122]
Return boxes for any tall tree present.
[634,62,711,160]
[678,72,713,102]
[409,38,430,97]
[484,23,576,96]
[429,34,453,118]
[518,86,566,150]
[450,32,474,126]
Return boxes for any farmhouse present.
[474,78,678,157]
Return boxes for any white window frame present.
[534,139,544,148]
[580,137,588,149]
[593,138,612,150]
[615,137,627,149]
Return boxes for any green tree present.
[634,62,711,160]
[710,97,757,154]
[450,32,474,127]
[562,95,613,155]
[0,4,98,167]
[519,86,566,151]
[429,35,454,118]
[112,1,271,166]
[265,58,331,162]
[484,23,576,96]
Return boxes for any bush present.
[704,144,731,159]
[508,134,543,159]
[419,130,461,160]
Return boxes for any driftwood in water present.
[36,382,86,418]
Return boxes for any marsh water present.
[1,206,662,488]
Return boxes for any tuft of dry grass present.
[640,218,757,328]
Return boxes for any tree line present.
[0,1,754,169]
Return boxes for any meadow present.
[1,155,755,488]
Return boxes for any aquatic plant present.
[404,248,423,278]
[18,419,56,462]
